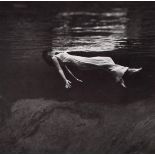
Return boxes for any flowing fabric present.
[55,52,128,80]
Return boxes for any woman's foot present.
[127,67,142,75]
[120,79,126,88]
[115,77,127,88]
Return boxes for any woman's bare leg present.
[120,67,142,88]
[120,78,126,88]
[126,67,142,75]
[115,76,126,88]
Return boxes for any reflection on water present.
[0,2,155,101]
[52,8,128,52]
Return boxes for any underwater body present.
[0,2,155,153]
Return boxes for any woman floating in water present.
[43,51,142,89]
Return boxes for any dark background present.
[0,1,155,153]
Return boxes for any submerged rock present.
[1,97,155,153]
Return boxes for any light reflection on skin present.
[52,8,128,53]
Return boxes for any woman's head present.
[42,50,56,66]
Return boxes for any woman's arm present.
[52,56,72,89]
[65,65,83,83]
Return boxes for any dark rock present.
[0,97,155,153]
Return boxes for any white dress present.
[55,52,128,80]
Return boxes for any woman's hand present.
[76,79,83,83]
[65,79,72,89]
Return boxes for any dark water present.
[0,2,155,102]
[1,2,155,153]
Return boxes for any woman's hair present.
[42,50,55,66]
